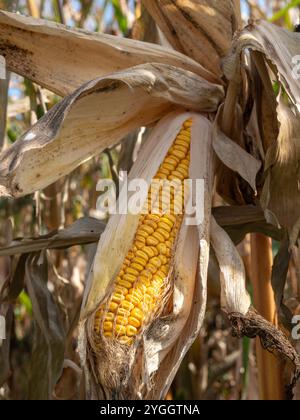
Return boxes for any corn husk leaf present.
[0,217,106,256]
[210,216,251,315]
[144,113,214,399]
[224,20,300,234]
[213,106,261,193]
[0,63,223,198]
[224,20,300,106]
[79,111,214,400]
[0,10,218,96]
[261,100,300,235]
[143,0,238,78]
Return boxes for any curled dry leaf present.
[210,216,251,315]
[224,20,300,106]
[25,251,65,400]
[79,112,214,399]
[0,10,216,96]
[224,20,300,234]
[271,238,293,330]
[143,0,238,78]
[0,217,106,257]
[213,107,262,193]
[261,101,300,233]
[0,63,224,198]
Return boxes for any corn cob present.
[94,119,192,345]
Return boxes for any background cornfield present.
[0,0,300,400]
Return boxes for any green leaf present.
[269,0,300,23]
[111,0,128,34]
[18,290,32,315]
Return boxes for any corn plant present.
[0,0,300,400]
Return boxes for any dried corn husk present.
[210,216,251,315]
[0,63,223,198]
[143,0,238,78]
[224,20,300,106]
[79,111,214,399]
[261,100,300,238]
[224,20,300,236]
[0,10,217,96]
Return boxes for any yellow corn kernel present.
[104,312,115,322]
[132,256,148,267]
[109,302,118,312]
[135,240,146,249]
[128,316,141,328]
[115,325,127,336]
[131,307,144,322]
[131,262,144,272]
[117,307,131,317]
[139,270,152,281]
[125,267,140,277]
[111,292,125,304]
[119,336,133,345]
[150,246,159,256]
[119,300,135,311]
[103,321,113,332]
[117,279,132,289]
[158,255,168,265]
[152,231,165,243]
[126,325,138,337]
[116,316,128,326]
[126,294,140,306]
[149,257,162,268]
[157,243,167,255]
[136,250,149,261]
[156,228,170,240]
[146,236,159,246]
[129,288,143,301]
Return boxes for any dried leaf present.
[0,217,105,257]
[223,220,283,245]
[0,10,216,96]
[210,216,251,314]
[0,253,27,302]
[261,101,300,231]
[143,0,238,78]
[25,251,65,400]
[213,108,261,193]
[0,63,223,198]
[250,51,279,153]
[212,205,265,226]
[224,20,300,106]
[212,205,283,244]
[271,238,293,330]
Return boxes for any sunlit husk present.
[224,20,300,106]
[0,10,216,96]
[223,19,300,235]
[0,63,223,198]
[210,217,251,315]
[261,100,300,237]
[79,112,214,399]
[143,0,238,79]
